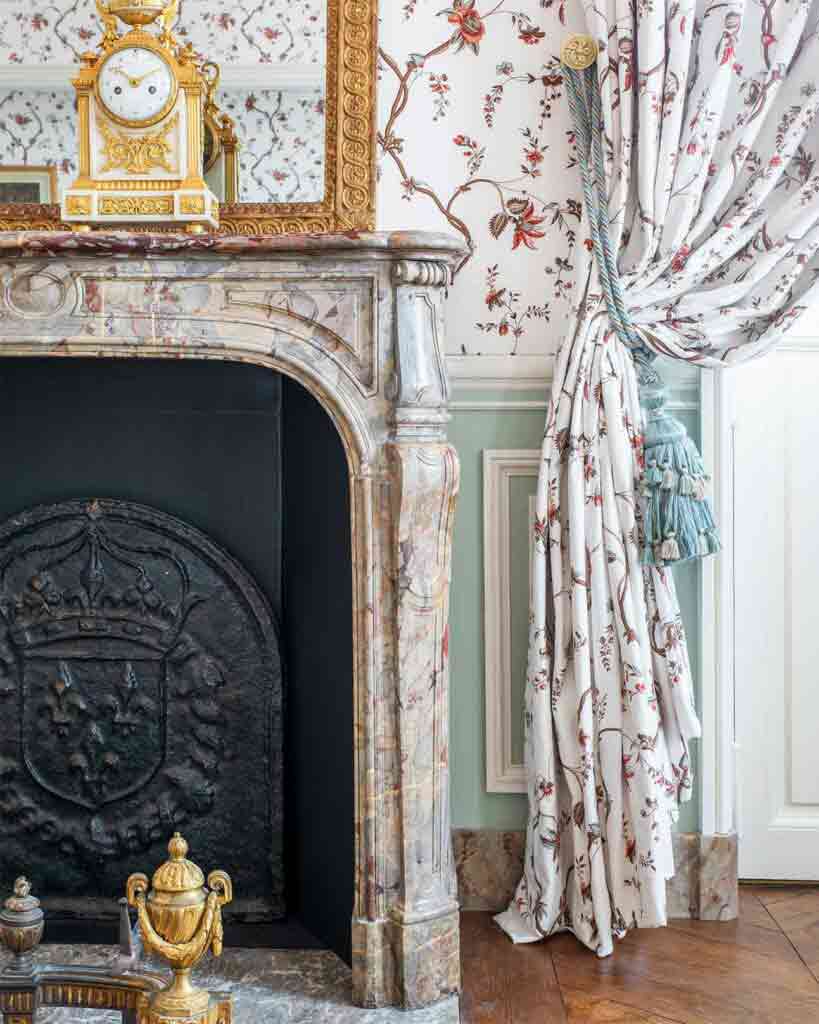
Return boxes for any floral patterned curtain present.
[497,0,819,956]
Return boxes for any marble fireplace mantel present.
[0,230,465,1015]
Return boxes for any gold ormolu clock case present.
[61,0,220,233]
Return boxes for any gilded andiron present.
[0,879,44,973]
[0,874,231,1023]
[127,833,233,1024]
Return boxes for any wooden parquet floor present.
[460,885,819,1023]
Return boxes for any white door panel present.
[735,346,819,880]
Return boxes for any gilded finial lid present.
[151,833,206,893]
[3,877,41,914]
[108,0,169,27]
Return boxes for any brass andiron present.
[0,878,44,973]
[127,833,232,1023]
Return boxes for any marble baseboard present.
[453,829,738,921]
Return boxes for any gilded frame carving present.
[0,0,377,235]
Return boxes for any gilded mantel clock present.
[62,0,219,232]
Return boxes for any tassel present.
[645,460,663,487]
[661,532,680,562]
[636,355,720,567]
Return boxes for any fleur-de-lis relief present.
[68,722,120,803]
[105,662,156,736]
[44,661,88,738]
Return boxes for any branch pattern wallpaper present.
[0,0,326,64]
[377,0,582,358]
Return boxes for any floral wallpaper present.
[377,0,583,359]
[221,88,325,203]
[0,88,324,203]
[0,0,326,65]
[0,0,582,361]
[0,91,77,189]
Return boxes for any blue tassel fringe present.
[637,359,720,567]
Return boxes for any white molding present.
[450,397,697,411]
[698,367,738,838]
[777,339,819,352]
[450,400,547,411]
[447,354,553,388]
[0,64,325,92]
[483,449,540,794]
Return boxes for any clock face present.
[97,46,176,126]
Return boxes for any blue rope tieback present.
[563,62,720,566]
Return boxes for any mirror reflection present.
[0,0,326,205]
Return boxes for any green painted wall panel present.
[447,388,702,835]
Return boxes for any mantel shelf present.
[0,229,467,263]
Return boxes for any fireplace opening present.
[0,358,354,964]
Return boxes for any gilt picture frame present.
[0,0,377,235]
[0,166,59,206]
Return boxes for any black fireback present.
[0,498,284,918]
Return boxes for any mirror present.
[0,0,376,233]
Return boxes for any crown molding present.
[0,64,325,92]
[446,354,554,389]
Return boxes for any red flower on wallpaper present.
[442,0,486,55]
[509,198,547,250]
[519,24,545,45]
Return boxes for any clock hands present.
[132,69,162,87]
[109,67,162,89]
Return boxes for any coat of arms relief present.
[0,499,283,913]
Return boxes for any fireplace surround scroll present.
[0,230,464,1012]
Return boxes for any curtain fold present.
[497,0,819,956]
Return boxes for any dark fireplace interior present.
[0,358,354,964]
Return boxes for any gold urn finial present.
[107,0,174,28]
[168,832,187,860]
[96,0,179,50]
[0,876,44,971]
[127,834,233,1023]
[13,878,31,900]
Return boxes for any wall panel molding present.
[450,400,547,411]
[483,449,540,794]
